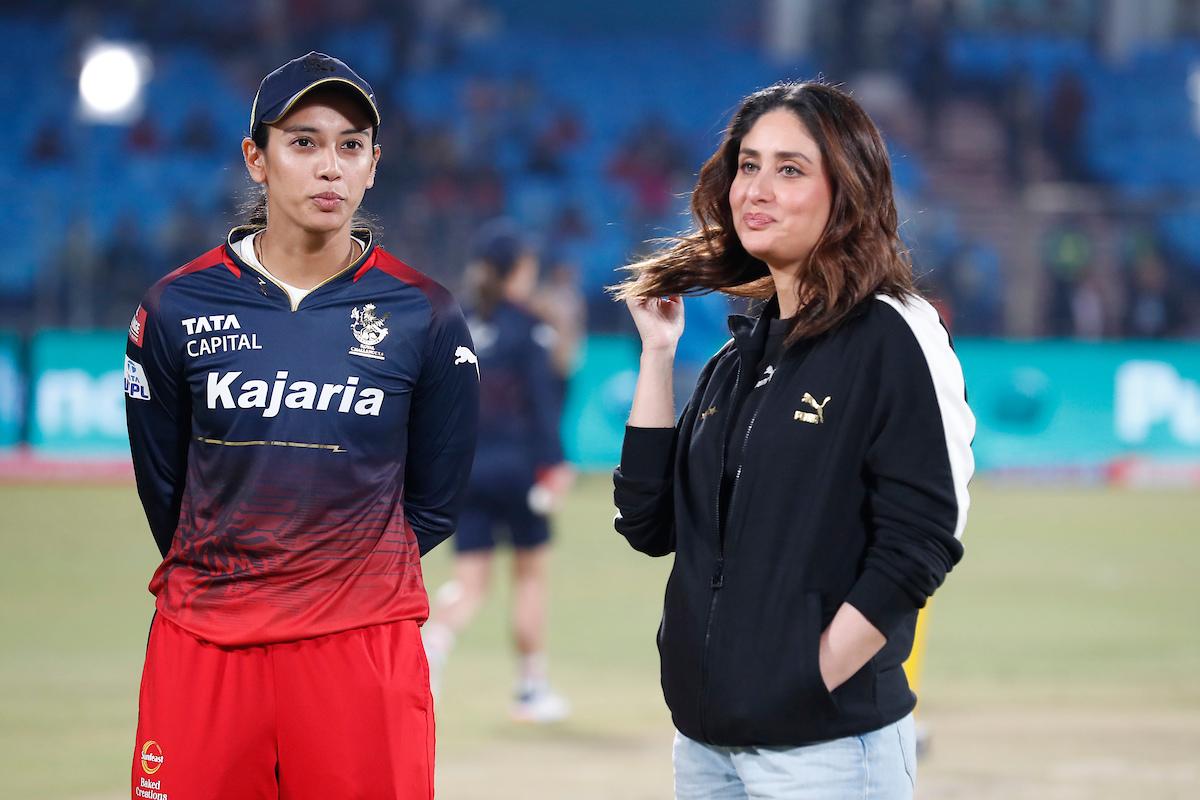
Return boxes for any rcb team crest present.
[349,303,390,360]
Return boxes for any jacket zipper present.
[699,360,740,741]
[731,406,761,494]
[700,343,783,739]
[713,360,741,550]
[696,323,807,740]
[253,258,362,312]
[728,339,810,526]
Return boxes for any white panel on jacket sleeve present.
[876,294,976,540]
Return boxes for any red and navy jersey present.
[125,227,479,646]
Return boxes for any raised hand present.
[625,295,685,354]
[625,296,683,428]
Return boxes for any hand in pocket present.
[818,603,887,693]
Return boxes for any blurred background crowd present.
[5,0,1200,343]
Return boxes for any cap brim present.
[260,77,380,128]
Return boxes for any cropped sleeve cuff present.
[844,567,922,639]
[618,426,676,481]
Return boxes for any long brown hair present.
[612,81,915,342]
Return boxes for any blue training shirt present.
[466,300,563,492]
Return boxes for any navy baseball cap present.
[249,51,380,139]
[472,219,529,276]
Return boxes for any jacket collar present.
[727,294,778,346]
[726,295,779,380]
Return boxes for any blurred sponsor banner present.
[566,336,1200,474]
[563,334,639,469]
[958,340,1200,472]
[0,332,22,448]
[20,331,1200,472]
[29,331,127,455]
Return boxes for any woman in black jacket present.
[612,81,975,799]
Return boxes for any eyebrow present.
[739,148,814,165]
[281,125,370,136]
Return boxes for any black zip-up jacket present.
[613,294,975,747]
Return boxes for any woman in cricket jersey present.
[611,81,975,798]
[124,52,478,799]
[422,221,575,723]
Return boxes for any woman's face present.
[244,91,380,236]
[729,108,832,274]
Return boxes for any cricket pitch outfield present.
[1,478,1197,798]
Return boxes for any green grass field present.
[2,478,1198,798]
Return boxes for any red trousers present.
[131,615,434,799]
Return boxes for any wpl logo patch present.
[125,357,151,401]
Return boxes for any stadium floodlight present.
[78,42,151,124]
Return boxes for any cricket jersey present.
[466,300,563,492]
[125,226,479,646]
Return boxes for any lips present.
[312,192,345,212]
[743,212,775,230]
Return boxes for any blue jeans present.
[673,715,916,800]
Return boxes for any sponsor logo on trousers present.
[140,740,164,774]
[136,777,169,799]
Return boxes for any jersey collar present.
[224,225,378,293]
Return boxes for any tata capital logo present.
[350,303,389,360]
[140,740,164,774]
[180,313,262,358]
[181,314,240,335]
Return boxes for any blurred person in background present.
[124,52,477,799]
[423,221,574,723]
[1044,215,1095,336]
[612,81,975,799]
[1122,246,1179,338]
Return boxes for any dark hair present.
[244,125,272,227]
[242,89,380,230]
[612,80,915,343]
[469,220,527,320]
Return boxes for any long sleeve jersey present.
[124,227,479,646]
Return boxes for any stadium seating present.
[5,13,1198,318]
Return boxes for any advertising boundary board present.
[14,331,1200,487]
